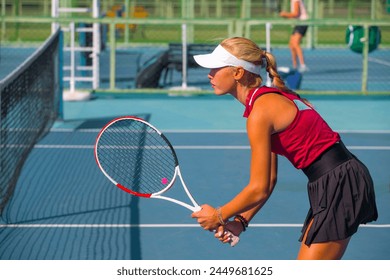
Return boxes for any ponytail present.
[263,51,293,93]
[262,51,311,103]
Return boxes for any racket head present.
[94,116,179,198]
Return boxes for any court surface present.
[0,93,389,260]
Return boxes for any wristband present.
[234,215,249,231]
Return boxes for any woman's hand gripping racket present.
[94,116,239,246]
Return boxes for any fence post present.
[371,0,375,19]
[109,21,116,90]
[216,0,222,18]
[123,0,130,43]
[240,0,251,19]
[92,0,101,90]
[361,24,369,94]
[181,0,194,43]
[306,0,315,49]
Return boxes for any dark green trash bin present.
[346,25,381,54]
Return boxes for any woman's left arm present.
[235,151,278,224]
[192,98,277,230]
[213,152,277,243]
[220,106,276,219]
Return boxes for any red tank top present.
[243,86,340,169]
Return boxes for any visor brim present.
[193,53,230,69]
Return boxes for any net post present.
[58,29,64,120]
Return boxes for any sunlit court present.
[0,1,389,278]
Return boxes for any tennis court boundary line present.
[32,145,390,150]
[51,128,390,134]
[1,223,389,228]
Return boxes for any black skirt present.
[300,142,378,245]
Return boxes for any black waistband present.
[302,141,353,182]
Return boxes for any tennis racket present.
[94,116,239,246]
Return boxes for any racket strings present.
[99,132,174,194]
[97,119,177,194]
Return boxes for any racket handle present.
[226,230,240,247]
[193,207,240,246]
[215,228,240,247]
[193,205,202,212]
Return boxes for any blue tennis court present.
[0,93,389,260]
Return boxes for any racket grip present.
[193,207,240,246]
[226,230,240,247]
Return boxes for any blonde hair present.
[220,37,292,92]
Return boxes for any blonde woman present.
[191,37,378,259]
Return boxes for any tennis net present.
[0,28,63,216]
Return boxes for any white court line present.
[33,144,390,150]
[0,223,389,228]
[369,57,390,67]
[50,128,390,134]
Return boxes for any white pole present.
[57,0,92,101]
[51,0,59,34]
[69,22,75,93]
[1,0,6,40]
[306,0,314,49]
[265,22,272,86]
[92,0,100,89]
[181,23,188,89]
[169,22,201,94]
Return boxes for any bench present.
[162,43,216,85]
[167,43,216,70]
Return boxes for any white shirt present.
[291,0,308,20]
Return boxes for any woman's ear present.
[233,66,245,81]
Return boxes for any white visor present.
[193,44,261,75]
